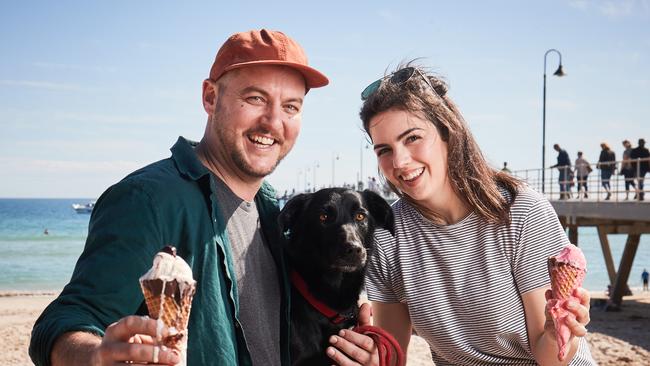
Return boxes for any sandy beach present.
[3,291,648,365]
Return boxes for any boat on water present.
[72,202,95,214]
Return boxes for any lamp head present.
[553,64,566,77]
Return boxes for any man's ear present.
[278,193,312,236]
[202,79,217,115]
[361,190,394,236]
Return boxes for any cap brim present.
[223,60,329,88]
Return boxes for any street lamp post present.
[542,49,566,194]
[332,153,340,187]
[297,169,302,193]
[359,139,370,190]
[359,142,363,190]
[313,161,319,191]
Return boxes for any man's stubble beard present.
[229,143,284,179]
[212,118,287,179]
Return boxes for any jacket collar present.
[170,136,210,181]
[170,136,277,201]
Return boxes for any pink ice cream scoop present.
[547,244,587,361]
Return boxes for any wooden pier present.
[552,200,650,309]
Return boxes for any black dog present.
[278,188,394,366]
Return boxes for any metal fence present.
[512,157,649,202]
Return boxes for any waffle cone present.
[548,259,586,300]
[140,278,196,349]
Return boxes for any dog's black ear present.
[361,190,394,236]
[278,193,312,235]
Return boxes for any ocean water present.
[0,199,91,291]
[0,199,648,292]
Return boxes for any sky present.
[1,0,649,198]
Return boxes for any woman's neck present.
[418,186,471,225]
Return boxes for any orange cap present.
[209,29,329,88]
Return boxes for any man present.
[643,269,649,291]
[630,138,649,201]
[29,29,328,366]
[501,161,511,174]
[550,143,572,199]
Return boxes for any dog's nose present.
[346,245,362,255]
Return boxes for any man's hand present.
[52,316,181,365]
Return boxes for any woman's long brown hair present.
[360,62,521,225]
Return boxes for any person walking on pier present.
[551,143,572,199]
[642,269,649,291]
[630,138,649,201]
[574,151,592,199]
[597,142,616,200]
[620,140,637,200]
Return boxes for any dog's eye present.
[319,213,328,222]
[355,213,366,221]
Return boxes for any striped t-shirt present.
[365,186,595,365]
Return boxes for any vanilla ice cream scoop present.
[140,246,196,284]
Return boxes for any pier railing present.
[512,157,649,203]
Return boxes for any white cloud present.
[599,0,635,17]
[377,9,400,23]
[568,0,650,18]
[52,111,176,126]
[568,0,589,10]
[0,80,92,92]
[31,62,117,73]
[0,157,142,174]
[0,108,176,128]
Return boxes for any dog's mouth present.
[331,251,367,273]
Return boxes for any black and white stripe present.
[366,186,595,365]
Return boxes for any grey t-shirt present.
[214,177,281,366]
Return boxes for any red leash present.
[290,271,355,324]
[291,271,405,366]
[352,325,405,366]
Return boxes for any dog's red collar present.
[290,270,355,324]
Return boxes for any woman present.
[574,151,592,199]
[327,64,594,365]
[620,139,637,200]
[596,142,616,200]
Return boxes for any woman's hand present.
[523,286,590,364]
[545,287,591,340]
[327,303,380,366]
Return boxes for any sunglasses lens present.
[390,67,415,84]
[361,79,382,100]
[361,67,417,100]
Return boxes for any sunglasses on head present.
[360,67,435,100]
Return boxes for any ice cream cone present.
[139,246,196,364]
[548,258,586,300]
[546,245,587,361]
[140,278,195,347]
